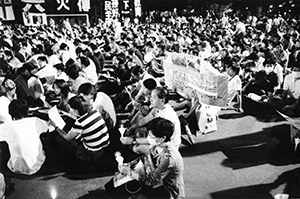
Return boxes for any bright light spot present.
[279,4,283,7]
[50,187,57,199]
[291,4,295,7]
[269,5,273,8]
[245,7,248,9]
[289,10,291,12]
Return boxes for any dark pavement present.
[2,101,300,199]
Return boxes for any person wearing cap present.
[0,79,17,123]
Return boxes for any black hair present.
[53,63,65,71]
[263,54,276,66]
[37,55,48,63]
[148,117,174,142]
[78,56,90,67]
[143,78,157,90]
[228,65,240,75]
[153,87,169,104]
[64,61,81,79]
[68,96,89,116]
[78,82,97,101]
[60,43,68,50]
[9,99,29,120]
[53,79,70,99]
[131,65,144,76]
[4,50,13,57]
[116,53,127,65]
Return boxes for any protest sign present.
[163,52,228,107]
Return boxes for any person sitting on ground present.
[89,117,185,199]
[6,62,43,107]
[53,63,69,82]
[130,65,159,104]
[226,64,243,112]
[243,58,279,101]
[52,95,111,162]
[51,79,75,112]
[0,79,17,123]
[77,82,116,130]
[268,63,300,117]
[64,59,90,94]
[128,78,158,125]
[0,99,49,175]
[124,87,181,154]
[77,55,98,85]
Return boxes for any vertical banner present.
[0,0,15,21]
[163,53,228,107]
[134,0,141,17]
[104,0,119,22]
[120,0,132,18]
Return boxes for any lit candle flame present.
[50,187,57,199]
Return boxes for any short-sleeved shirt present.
[227,75,242,103]
[0,117,48,175]
[71,110,110,151]
[283,73,300,99]
[152,104,181,148]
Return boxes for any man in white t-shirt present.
[227,65,243,112]
[0,99,49,175]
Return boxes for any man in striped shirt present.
[54,95,110,161]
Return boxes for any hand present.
[119,164,131,175]
[48,119,57,128]
[120,136,134,145]
[124,127,134,137]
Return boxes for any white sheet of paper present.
[48,106,65,129]
[277,110,300,129]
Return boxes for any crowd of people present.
[0,9,300,198]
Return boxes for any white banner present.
[163,52,228,107]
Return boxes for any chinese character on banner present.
[111,0,119,18]
[104,1,112,21]
[0,0,15,20]
[134,0,141,17]
[123,0,129,10]
[121,0,131,16]
[57,0,70,11]
[21,0,45,12]
[111,0,118,9]
[77,0,90,12]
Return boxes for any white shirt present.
[273,63,284,88]
[0,96,12,123]
[93,92,117,127]
[81,58,98,85]
[153,104,181,149]
[0,117,48,175]
[283,73,300,99]
[235,22,246,35]
[35,64,57,79]
[227,75,242,103]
